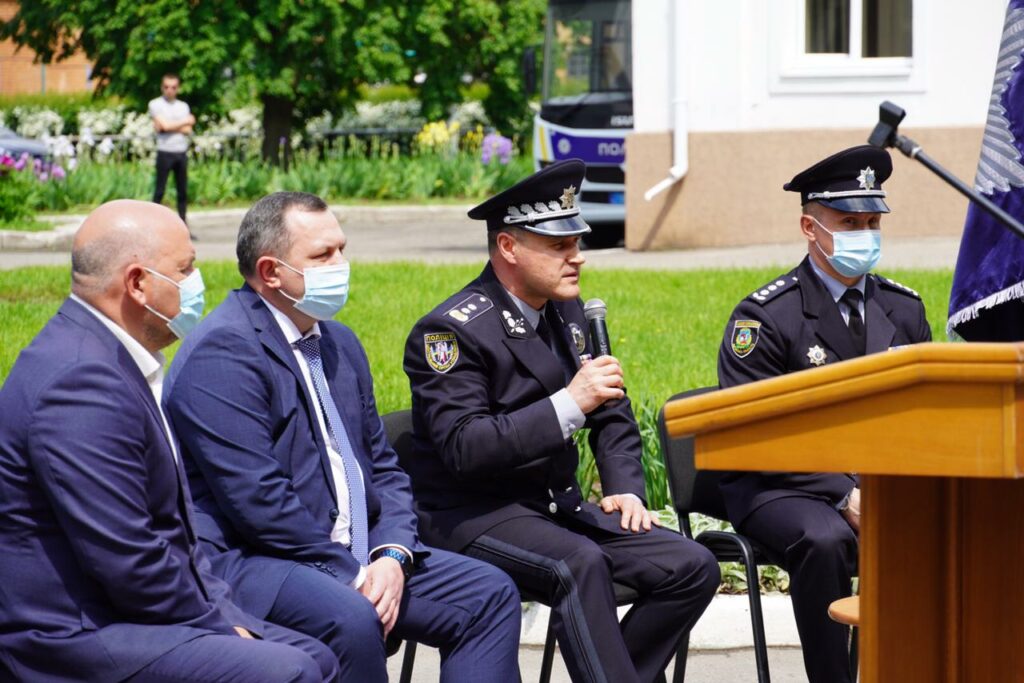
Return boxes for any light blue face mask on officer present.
[144,268,205,339]
[810,216,882,278]
[277,259,350,321]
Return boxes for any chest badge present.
[730,320,761,358]
[568,322,586,354]
[807,345,827,366]
[424,332,459,373]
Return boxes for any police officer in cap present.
[404,159,720,683]
[717,145,932,683]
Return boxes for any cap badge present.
[560,185,577,210]
[807,345,827,366]
[857,167,877,190]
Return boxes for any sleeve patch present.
[731,320,762,358]
[445,294,493,324]
[424,332,459,373]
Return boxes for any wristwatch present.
[372,547,414,580]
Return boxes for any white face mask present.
[277,259,350,321]
[810,216,882,278]
[144,268,205,338]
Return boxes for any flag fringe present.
[946,278,1024,335]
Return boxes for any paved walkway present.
[0,205,961,271]
[386,643,808,682]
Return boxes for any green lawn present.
[0,261,955,406]
[0,260,954,592]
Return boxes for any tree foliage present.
[1,0,544,159]
[391,0,545,139]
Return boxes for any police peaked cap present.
[784,145,893,213]
[469,159,592,236]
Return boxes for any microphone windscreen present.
[583,298,607,320]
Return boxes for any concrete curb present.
[520,593,799,650]
[0,205,476,252]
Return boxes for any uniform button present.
[549,502,558,514]
[564,486,573,493]
[329,508,339,521]
[574,505,582,512]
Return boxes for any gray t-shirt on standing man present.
[147,96,191,154]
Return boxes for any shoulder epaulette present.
[874,275,921,300]
[748,274,800,305]
[444,293,494,324]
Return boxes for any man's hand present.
[842,487,861,532]
[358,557,406,636]
[234,626,255,639]
[599,494,661,533]
[567,355,625,414]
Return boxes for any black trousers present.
[154,150,188,221]
[739,496,858,683]
[465,508,720,683]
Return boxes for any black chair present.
[658,387,775,683]
[381,409,683,683]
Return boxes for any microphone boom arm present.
[868,101,1024,241]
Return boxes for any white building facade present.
[628,0,1008,249]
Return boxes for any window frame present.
[768,0,925,94]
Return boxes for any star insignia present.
[807,345,827,367]
[559,185,577,210]
[857,167,876,190]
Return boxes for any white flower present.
[13,107,65,138]
[97,137,115,156]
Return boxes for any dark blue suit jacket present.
[165,285,424,617]
[0,299,259,683]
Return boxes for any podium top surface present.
[664,343,1024,478]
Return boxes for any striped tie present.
[295,335,368,565]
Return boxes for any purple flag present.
[948,1,1024,341]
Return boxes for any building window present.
[768,0,922,94]
[805,0,912,58]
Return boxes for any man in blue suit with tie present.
[0,200,337,682]
[164,191,521,682]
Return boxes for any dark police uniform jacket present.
[403,263,647,551]
[717,255,932,526]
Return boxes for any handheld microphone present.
[583,298,611,357]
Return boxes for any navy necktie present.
[841,289,866,355]
[537,311,573,383]
[295,335,369,565]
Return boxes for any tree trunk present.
[261,94,293,169]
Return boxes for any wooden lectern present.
[663,343,1024,683]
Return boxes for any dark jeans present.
[154,150,188,222]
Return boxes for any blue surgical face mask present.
[144,268,205,339]
[277,259,350,321]
[811,216,882,278]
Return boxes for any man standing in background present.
[149,73,194,225]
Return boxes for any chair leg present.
[539,617,557,683]
[671,631,690,683]
[850,626,859,682]
[738,546,771,683]
[398,640,417,683]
